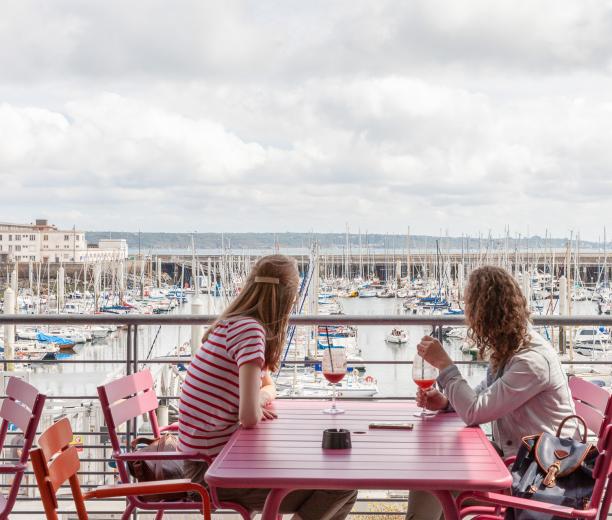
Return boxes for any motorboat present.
[385,328,408,344]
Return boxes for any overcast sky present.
[1,1,612,239]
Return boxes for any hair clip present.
[254,276,280,284]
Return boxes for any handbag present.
[126,433,187,501]
[506,415,597,519]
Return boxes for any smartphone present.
[368,422,414,430]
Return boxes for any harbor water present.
[23,296,601,401]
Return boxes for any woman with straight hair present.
[179,254,357,520]
[406,265,576,520]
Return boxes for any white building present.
[0,219,128,263]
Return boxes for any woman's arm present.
[418,336,549,426]
[238,363,264,428]
[438,355,549,426]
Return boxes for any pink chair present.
[31,417,211,520]
[458,376,612,519]
[0,376,46,519]
[97,369,256,520]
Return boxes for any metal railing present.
[1,313,611,518]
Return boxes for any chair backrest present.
[0,376,46,516]
[569,376,612,437]
[97,370,160,483]
[595,427,612,520]
[30,417,88,520]
[0,376,46,462]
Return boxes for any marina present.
[4,1,612,517]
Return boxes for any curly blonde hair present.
[464,266,531,374]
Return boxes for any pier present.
[3,249,610,289]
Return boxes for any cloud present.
[1,1,612,238]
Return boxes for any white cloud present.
[1,1,612,238]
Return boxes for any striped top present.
[178,317,266,458]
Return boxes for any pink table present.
[205,400,512,519]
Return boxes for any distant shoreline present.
[85,231,606,253]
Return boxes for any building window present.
[76,235,80,241]
[15,235,21,241]
[30,234,36,240]
[43,235,48,241]
[15,245,21,251]
[64,235,70,240]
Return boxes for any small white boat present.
[16,329,39,341]
[49,328,88,344]
[89,326,111,339]
[385,328,408,344]
[574,327,611,351]
[445,327,468,340]
[277,372,378,398]
[358,288,377,298]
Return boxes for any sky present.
[1,0,612,239]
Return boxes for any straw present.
[324,326,335,372]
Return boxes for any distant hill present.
[85,231,603,253]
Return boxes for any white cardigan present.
[437,330,576,456]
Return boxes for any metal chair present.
[0,376,46,519]
[30,417,211,520]
[458,376,612,519]
[97,369,255,519]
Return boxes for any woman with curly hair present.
[406,265,575,520]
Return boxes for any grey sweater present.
[437,330,576,456]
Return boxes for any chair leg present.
[121,503,135,520]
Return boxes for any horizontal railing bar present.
[0,313,611,326]
[1,359,607,367]
[1,396,418,401]
[0,359,129,364]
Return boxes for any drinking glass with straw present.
[322,326,347,415]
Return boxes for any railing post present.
[558,275,568,354]
[132,324,139,436]
[125,323,132,487]
[2,287,15,371]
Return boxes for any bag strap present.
[556,415,587,443]
[130,436,158,450]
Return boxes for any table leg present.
[431,490,460,520]
[261,488,291,520]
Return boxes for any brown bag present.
[126,433,187,501]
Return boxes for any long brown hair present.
[464,266,531,373]
[202,254,299,372]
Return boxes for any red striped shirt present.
[178,317,265,458]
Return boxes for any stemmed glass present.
[412,353,439,417]
[322,346,347,415]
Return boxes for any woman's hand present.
[261,404,277,421]
[417,335,453,371]
[416,387,449,411]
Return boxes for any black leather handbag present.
[506,415,597,520]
